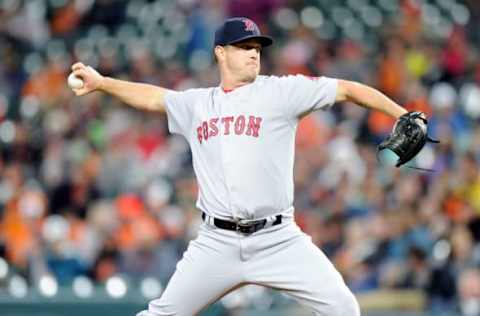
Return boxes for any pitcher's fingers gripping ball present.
[67,63,104,96]
[67,73,84,89]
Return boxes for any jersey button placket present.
[218,91,235,217]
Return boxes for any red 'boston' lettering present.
[197,126,203,143]
[209,118,219,137]
[202,121,209,140]
[221,116,234,135]
[196,115,263,144]
[234,115,246,135]
[246,116,262,137]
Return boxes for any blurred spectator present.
[457,268,480,316]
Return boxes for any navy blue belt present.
[202,212,282,234]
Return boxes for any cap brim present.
[226,35,273,47]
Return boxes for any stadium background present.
[0,0,480,315]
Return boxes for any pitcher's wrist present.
[98,76,108,91]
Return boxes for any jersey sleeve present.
[164,90,195,137]
[276,75,338,120]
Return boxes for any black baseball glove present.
[378,111,439,168]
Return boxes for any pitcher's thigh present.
[251,234,360,316]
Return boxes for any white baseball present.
[68,73,84,89]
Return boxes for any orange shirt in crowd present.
[1,198,40,267]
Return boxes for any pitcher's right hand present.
[69,62,104,96]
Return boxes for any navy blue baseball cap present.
[214,17,273,47]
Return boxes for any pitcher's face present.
[216,39,262,83]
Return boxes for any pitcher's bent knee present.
[341,289,360,316]
[328,288,360,316]
[312,287,360,316]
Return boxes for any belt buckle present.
[236,219,256,235]
[236,223,255,234]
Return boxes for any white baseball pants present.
[136,218,360,316]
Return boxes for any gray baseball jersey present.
[164,75,337,220]
[136,75,361,316]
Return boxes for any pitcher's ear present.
[214,45,225,62]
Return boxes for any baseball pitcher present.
[70,17,431,316]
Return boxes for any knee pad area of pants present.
[327,289,360,316]
[311,287,360,316]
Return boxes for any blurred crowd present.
[1,0,480,314]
